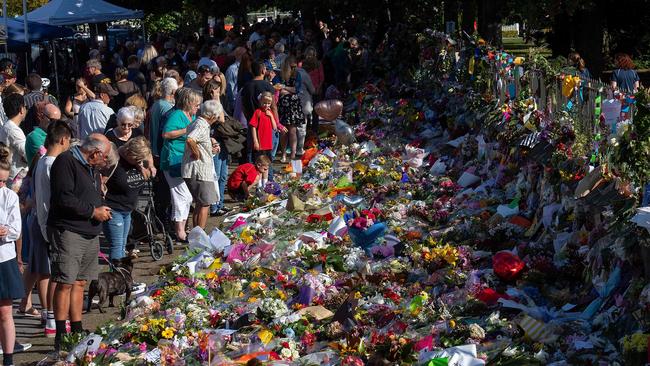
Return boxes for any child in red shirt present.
[249,91,277,161]
[227,155,271,200]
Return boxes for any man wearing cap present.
[77,84,116,139]
[188,65,216,92]
[24,73,57,110]
[86,59,111,89]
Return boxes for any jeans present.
[271,129,280,159]
[249,129,281,162]
[210,150,229,213]
[103,210,132,260]
[246,128,253,163]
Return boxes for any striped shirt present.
[24,91,57,109]
[182,117,215,181]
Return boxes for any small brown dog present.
[86,257,134,313]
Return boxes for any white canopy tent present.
[16,0,144,98]
[17,0,143,26]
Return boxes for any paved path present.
[12,161,284,365]
[13,238,178,365]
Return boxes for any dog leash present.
[98,251,130,280]
[98,251,118,272]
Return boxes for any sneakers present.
[46,320,71,339]
[45,312,56,338]
[44,325,56,338]
[0,342,33,355]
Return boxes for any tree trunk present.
[549,10,572,58]
[444,0,459,32]
[461,0,477,34]
[573,5,604,77]
[477,0,502,46]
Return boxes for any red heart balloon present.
[493,251,525,281]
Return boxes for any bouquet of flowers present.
[347,208,384,230]
[258,298,290,320]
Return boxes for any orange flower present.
[405,231,422,241]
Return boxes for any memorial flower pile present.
[57,30,650,366]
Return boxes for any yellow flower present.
[240,227,254,244]
[449,320,456,328]
[420,291,429,302]
[248,297,258,303]
[205,272,217,281]
[161,327,175,339]
[277,290,287,301]
[208,258,221,271]
[353,291,362,299]
[140,324,149,332]
[149,318,166,328]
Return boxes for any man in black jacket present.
[48,133,112,351]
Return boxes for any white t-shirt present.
[34,155,55,241]
[0,186,21,263]
[0,119,27,180]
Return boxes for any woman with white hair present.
[160,88,201,242]
[102,137,154,260]
[149,77,178,157]
[105,107,143,148]
[182,100,221,229]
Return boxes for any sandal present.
[17,307,41,318]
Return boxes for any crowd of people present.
[0,11,640,366]
[0,15,371,365]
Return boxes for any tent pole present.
[22,0,27,72]
[52,40,59,98]
[3,0,8,55]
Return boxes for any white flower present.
[486,311,501,325]
[502,346,520,357]
[259,298,289,318]
[609,137,619,147]
[281,347,293,358]
[469,323,486,340]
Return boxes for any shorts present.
[28,214,50,275]
[184,176,218,206]
[164,171,192,221]
[0,257,25,300]
[48,227,99,285]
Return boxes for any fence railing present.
[446,34,635,155]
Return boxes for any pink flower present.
[352,217,368,229]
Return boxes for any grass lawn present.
[503,37,552,58]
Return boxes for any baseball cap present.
[94,83,118,97]
[197,64,219,75]
[1,68,16,80]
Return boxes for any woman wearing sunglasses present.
[105,107,143,148]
